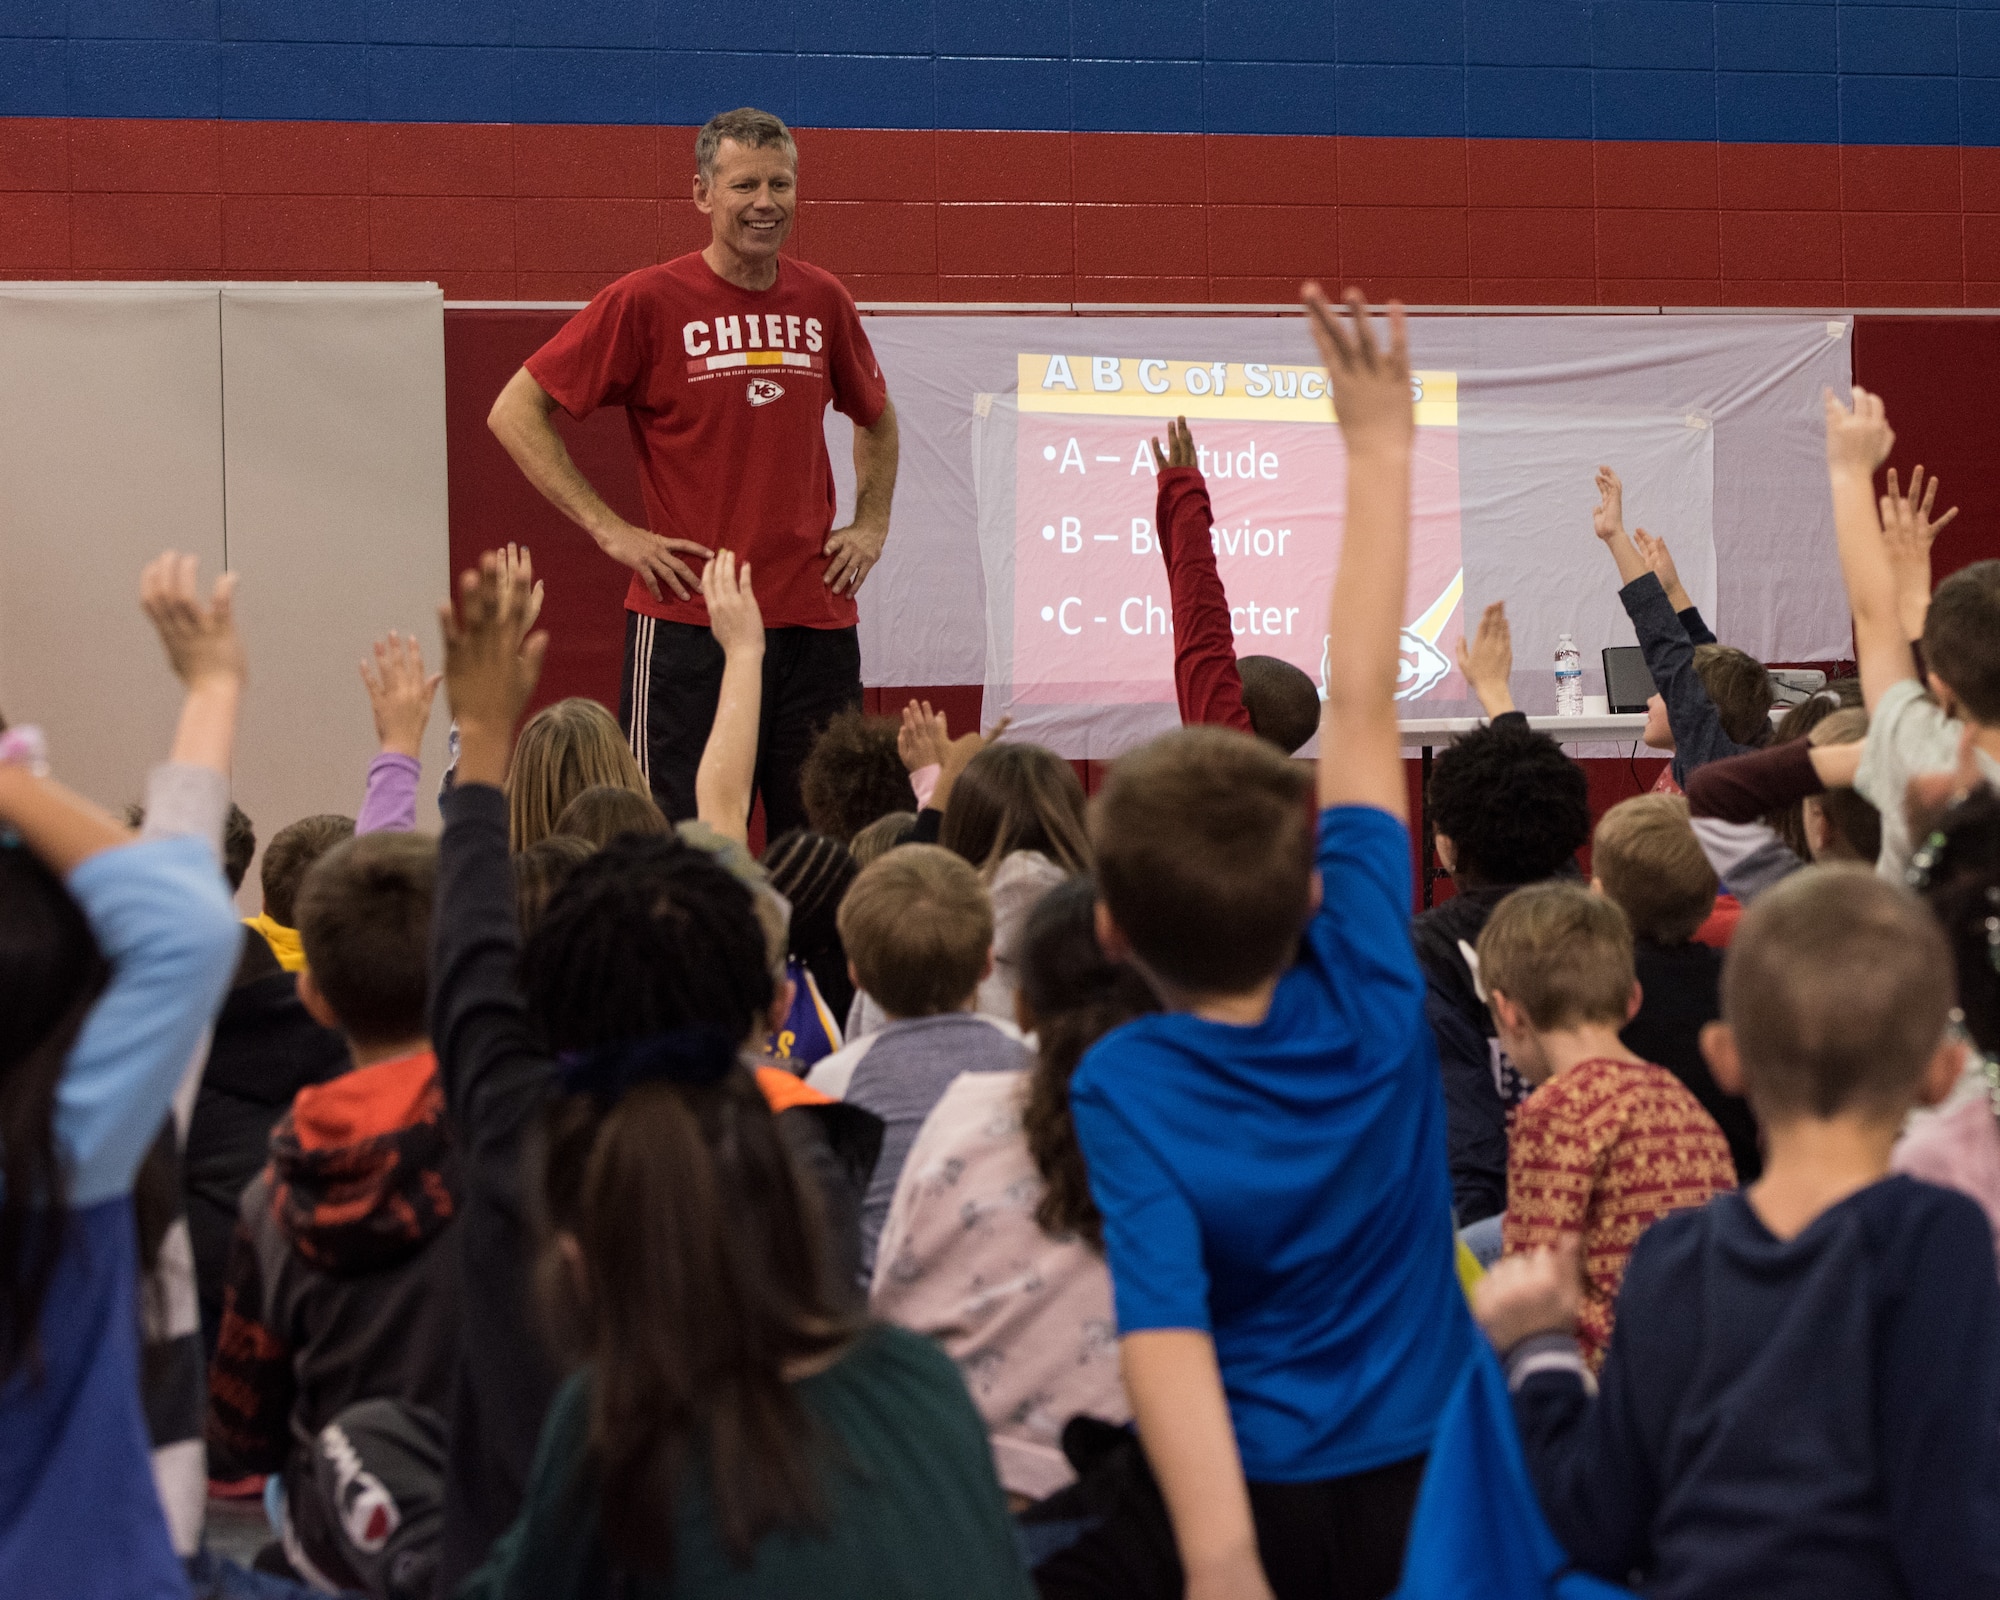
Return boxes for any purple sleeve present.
[357,752,421,835]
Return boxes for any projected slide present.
[1010,352,1464,714]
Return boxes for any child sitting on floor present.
[1821,387,2000,877]
[1475,866,2000,1596]
[1591,466,1773,791]
[1413,701,1592,1226]
[1894,785,2000,1273]
[505,697,650,851]
[869,876,1146,1503]
[1042,290,1476,1600]
[799,709,918,845]
[1592,794,1760,1182]
[807,844,1030,1279]
[1477,882,1736,1366]
[207,830,460,1593]
[0,557,243,1600]
[459,814,1028,1600]
[246,813,354,970]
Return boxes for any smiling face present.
[1642,693,1675,751]
[695,138,797,279]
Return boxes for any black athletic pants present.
[1032,1425,1425,1600]
[619,613,862,840]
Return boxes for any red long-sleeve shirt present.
[1154,466,1253,735]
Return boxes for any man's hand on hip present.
[596,517,712,602]
[823,521,887,596]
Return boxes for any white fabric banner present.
[833,313,1850,757]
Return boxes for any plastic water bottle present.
[1554,633,1584,717]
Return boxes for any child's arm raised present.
[1152,416,1253,733]
[1456,600,1516,718]
[1824,386,1913,712]
[1305,285,1413,818]
[439,544,550,791]
[695,551,763,844]
[140,550,245,783]
[1591,467,1651,591]
[356,630,441,834]
[1879,464,1955,646]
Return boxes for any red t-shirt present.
[525,252,888,629]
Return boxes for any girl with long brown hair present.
[505,697,651,851]
[459,833,1031,1600]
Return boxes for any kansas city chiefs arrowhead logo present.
[746,378,785,406]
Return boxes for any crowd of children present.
[4,287,2000,1600]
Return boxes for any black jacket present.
[184,927,348,1363]
[205,1048,461,1485]
[428,782,879,1595]
[1411,883,1517,1225]
[1620,572,1761,789]
[1623,937,1761,1183]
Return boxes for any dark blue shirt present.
[1071,806,1475,1482]
[1512,1177,2000,1598]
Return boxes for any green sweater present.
[458,1324,1033,1600]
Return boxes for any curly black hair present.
[523,832,775,1053]
[1427,718,1589,885]
[798,711,917,845]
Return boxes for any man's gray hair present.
[696,108,797,182]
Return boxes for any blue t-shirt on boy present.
[1070,805,1475,1483]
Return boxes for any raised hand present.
[931,712,1014,813]
[1301,285,1412,453]
[897,698,950,773]
[499,541,546,632]
[1880,464,1955,641]
[1455,600,1515,718]
[1631,527,1691,611]
[1881,465,1958,558]
[359,631,442,760]
[1150,415,1196,472]
[1471,1235,1584,1352]
[1824,384,1894,477]
[140,552,245,691]
[1591,467,1626,544]
[701,549,763,660]
[439,547,549,750]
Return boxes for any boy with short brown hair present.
[1591,795,1759,1180]
[808,844,1027,1279]
[1046,292,1477,1600]
[208,830,458,1592]
[1478,882,1735,1367]
[1474,866,2000,1597]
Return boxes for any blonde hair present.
[1477,882,1635,1032]
[1592,794,1717,945]
[849,810,916,867]
[836,844,993,1019]
[507,699,650,852]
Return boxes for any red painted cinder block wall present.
[12,120,2000,307]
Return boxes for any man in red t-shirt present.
[488,106,899,836]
